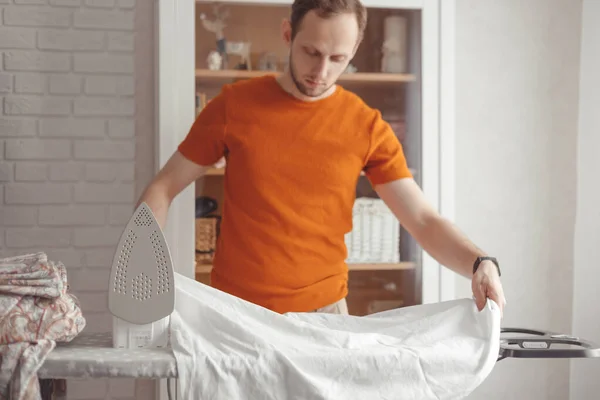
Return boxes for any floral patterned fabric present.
[0,252,86,400]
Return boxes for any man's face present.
[284,11,359,98]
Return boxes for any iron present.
[108,202,175,349]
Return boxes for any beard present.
[288,53,336,98]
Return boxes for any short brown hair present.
[290,0,367,42]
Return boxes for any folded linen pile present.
[0,252,86,400]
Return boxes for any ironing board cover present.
[38,332,177,379]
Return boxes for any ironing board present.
[35,327,600,399]
[498,327,600,361]
[37,332,177,400]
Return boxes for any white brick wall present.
[0,0,140,398]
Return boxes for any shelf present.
[362,168,418,176]
[205,168,224,176]
[195,262,415,275]
[196,264,213,274]
[347,262,415,271]
[195,69,416,85]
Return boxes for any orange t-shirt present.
[178,75,412,313]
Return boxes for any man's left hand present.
[472,261,506,317]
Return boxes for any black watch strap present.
[473,256,501,276]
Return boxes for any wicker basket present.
[345,198,400,263]
[195,216,220,264]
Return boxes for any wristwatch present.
[473,256,501,277]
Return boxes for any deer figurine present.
[199,4,228,40]
[200,5,252,70]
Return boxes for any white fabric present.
[170,272,501,400]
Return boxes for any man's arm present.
[374,178,486,279]
[136,151,208,228]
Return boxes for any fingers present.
[487,289,504,318]
[472,279,506,318]
[485,282,507,318]
[472,281,487,311]
[499,289,507,316]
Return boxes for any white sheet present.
[170,272,500,400]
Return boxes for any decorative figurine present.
[199,4,253,70]
[227,41,252,70]
[258,52,279,71]
[199,5,229,69]
[207,50,222,70]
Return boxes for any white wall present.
[571,0,600,398]
[453,0,583,398]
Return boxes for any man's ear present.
[281,18,292,47]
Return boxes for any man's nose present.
[313,58,328,79]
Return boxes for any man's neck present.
[276,69,337,102]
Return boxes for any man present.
[138,0,506,316]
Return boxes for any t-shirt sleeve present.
[363,110,413,185]
[177,86,228,166]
